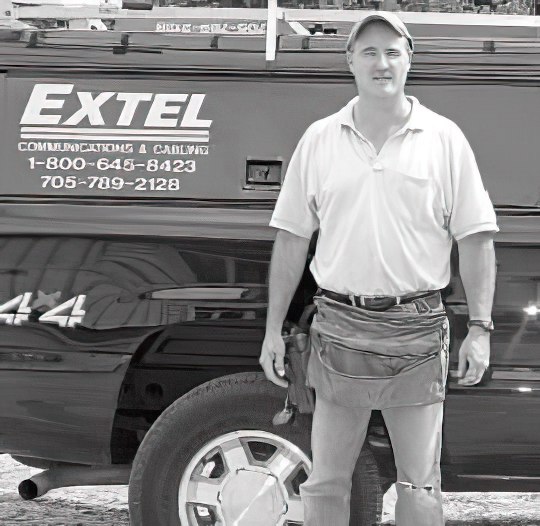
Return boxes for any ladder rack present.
[1,0,540,62]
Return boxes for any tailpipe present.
[18,464,131,500]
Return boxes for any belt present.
[317,288,441,311]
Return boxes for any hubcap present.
[178,430,311,526]
[220,469,283,525]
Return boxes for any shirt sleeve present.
[448,125,499,241]
[269,127,320,239]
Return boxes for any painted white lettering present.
[20,84,73,125]
[116,92,153,126]
[180,94,212,128]
[152,144,209,155]
[144,94,187,128]
[63,91,115,126]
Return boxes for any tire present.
[128,372,382,526]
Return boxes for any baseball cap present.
[346,11,414,53]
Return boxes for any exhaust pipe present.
[18,464,132,500]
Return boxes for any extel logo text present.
[20,84,212,128]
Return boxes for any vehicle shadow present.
[380,521,540,526]
[445,522,540,525]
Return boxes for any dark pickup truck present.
[0,12,539,526]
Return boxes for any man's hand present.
[259,332,288,388]
[456,231,496,386]
[260,229,311,389]
[457,328,490,386]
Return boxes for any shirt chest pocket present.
[381,166,442,227]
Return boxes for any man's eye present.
[363,51,376,56]
[387,51,400,56]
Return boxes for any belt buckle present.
[349,294,402,308]
[348,294,366,307]
[355,295,367,307]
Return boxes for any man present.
[259,11,497,526]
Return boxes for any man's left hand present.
[457,329,490,386]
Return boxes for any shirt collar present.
[338,95,426,134]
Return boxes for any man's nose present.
[375,53,389,69]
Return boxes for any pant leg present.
[381,401,445,526]
[300,394,372,526]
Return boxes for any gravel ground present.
[0,455,128,526]
[0,454,539,525]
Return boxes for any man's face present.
[347,22,411,100]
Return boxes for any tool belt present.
[273,292,449,424]
[307,294,450,409]
[318,288,441,312]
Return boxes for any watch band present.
[467,319,494,332]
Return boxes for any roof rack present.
[2,0,540,61]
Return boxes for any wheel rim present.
[178,430,311,526]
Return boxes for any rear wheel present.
[128,372,383,526]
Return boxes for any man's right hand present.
[260,229,311,389]
[259,332,289,388]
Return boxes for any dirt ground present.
[0,454,539,525]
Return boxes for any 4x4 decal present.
[0,292,86,327]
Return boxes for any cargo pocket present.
[310,328,447,408]
[317,334,440,380]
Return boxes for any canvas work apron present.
[306,294,449,409]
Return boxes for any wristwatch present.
[467,319,495,332]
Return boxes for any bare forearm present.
[457,232,496,320]
[266,229,311,335]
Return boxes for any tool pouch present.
[284,328,315,414]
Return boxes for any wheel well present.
[110,329,263,464]
[110,266,318,464]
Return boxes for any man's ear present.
[346,51,353,71]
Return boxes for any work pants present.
[300,396,444,526]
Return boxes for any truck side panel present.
[0,235,272,463]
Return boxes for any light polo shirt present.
[270,96,499,296]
